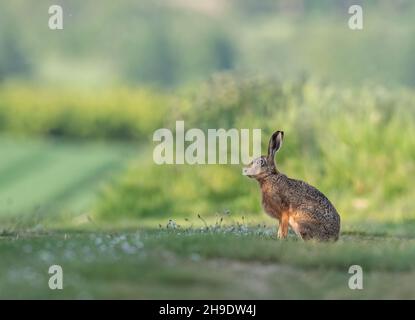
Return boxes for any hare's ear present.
[267,131,284,162]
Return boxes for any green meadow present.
[0,136,136,224]
[2,227,415,299]
[0,79,414,299]
[1,0,415,299]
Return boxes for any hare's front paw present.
[277,227,286,239]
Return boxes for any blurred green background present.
[2,0,415,87]
[0,0,413,227]
[0,0,415,299]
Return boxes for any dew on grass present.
[190,253,201,262]
[94,237,103,246]
[38,250,54,263]
[64,249,76,260]
[121,242,137,254]
[98,244,108,253]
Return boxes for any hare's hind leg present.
[277,212,289,239]
[297,222,326,241]
[288,216,303,240]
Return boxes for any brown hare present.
[243,131,340,241]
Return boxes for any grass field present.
[2,0,415,300]
[0,128,414,299]
[1,223,415,299]
[0,78,414,299]
[0,136,137,227]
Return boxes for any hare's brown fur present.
[243,131,340,241]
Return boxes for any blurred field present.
[0,78,414,299]
[2,225,415,299]
[1,79,413,227]
[0,136,137,227]
[0,85,169,141]
[2,1,415,88]
[1,0,415,300]
[93,78,415,226]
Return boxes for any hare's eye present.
[260,158,266,166]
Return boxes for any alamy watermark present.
[153,121,261,165]
[348,5,363,30]
[47,4,364,33]
[348,265,363,290]
[48,265,63,290]
[48,5,63,30]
